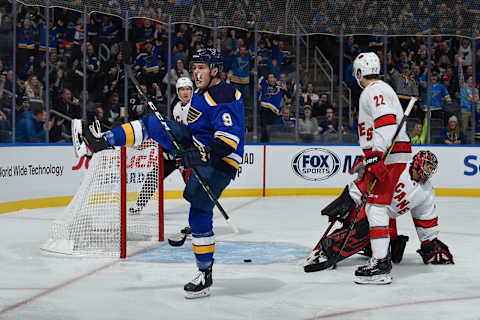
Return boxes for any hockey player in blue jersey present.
[77,48,245,299]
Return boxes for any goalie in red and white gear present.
[305,150,454,278]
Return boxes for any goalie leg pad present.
[417,238,454,264]
[304,214,370,273]
[321,186,357,221]
[322,214,370,262]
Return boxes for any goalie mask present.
[410,150,438,183]
[353,52,380,88]
[176,77,193,103]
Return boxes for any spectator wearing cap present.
[460,75,479,134]
[298,105,320,142]
[440,115,465,144]
[387,55,418,110]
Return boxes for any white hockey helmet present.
[176,77,193,102]
[176,77,193,95]
[353,52,380,88]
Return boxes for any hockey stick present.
[329,97,417,269]
[125,67,239,233]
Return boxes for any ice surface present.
[0,196,479,319]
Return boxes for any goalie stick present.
[125,67,239,234]
[329,97,417,269]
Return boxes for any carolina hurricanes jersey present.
[173,101,190,125]
[358,80,411,164]
[388,166,439,242]
[349,163,439,242]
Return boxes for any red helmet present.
[410,150,438,183]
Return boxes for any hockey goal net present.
[41,140,164,258]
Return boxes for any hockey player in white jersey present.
[306,150,454,275]
[173,77,193,124]
[318,52,413,284]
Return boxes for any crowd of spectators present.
[0,0,479,145]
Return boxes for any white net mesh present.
[16,0,480,36]
[41,140,161,257]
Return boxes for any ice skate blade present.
[354,274,392,285]
[304,261,333,273]
[184,287,211,299]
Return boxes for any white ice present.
[0,196,479,320]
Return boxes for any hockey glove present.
[417,238,454,264]
[364,151,389,181]
[82,121,108,154]
[321,186,357,221]
[350,156,365,181]
[176,144,211,169]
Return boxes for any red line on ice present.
[309,295,480,319]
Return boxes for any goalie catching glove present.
[321,186,357,221]
[417,238,454,264]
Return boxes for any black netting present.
[17,0,480,36]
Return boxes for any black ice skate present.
[184,266,213,299]
[354,256,392,285]
[304,249,334,272]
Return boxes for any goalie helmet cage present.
[41,140,164,258]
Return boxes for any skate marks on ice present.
[130,241,310,264]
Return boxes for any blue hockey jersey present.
[187,81,245,177]
[259,78,285,115]
[108,81,245,179]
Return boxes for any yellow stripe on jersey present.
[235,90,241,100]
[192,244,215,254]
[204,92,217,106]
[122,123,135,146]
[231,75,249,84]
[222,157,240,169]
[216,136,238,149]
[260,102,280,115]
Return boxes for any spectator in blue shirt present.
[16,107,50,142]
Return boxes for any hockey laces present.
[366,257,378,269]
[191,271,205,285]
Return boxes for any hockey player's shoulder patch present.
[204,82,238,106]
[187,106,202,124]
